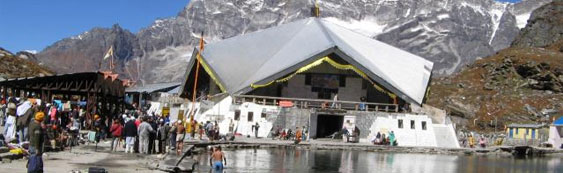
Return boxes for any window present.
[410,120,415,129]
[305,74,311,85]
[398,119,403,129]
[422,121,427,130]
[248,112,254,122]
[261,112,267,118]
[234,110,241,120]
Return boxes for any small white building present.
[548,117,563,149]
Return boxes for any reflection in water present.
[194,148,563,173]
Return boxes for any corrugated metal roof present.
[167,86,181,94]
[507,123,546,128]
[182,17,433,105]
[126,82,181,93]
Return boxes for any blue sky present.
[1,0,520,53]
[0,0,189,53]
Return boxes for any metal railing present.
[232,95,400,113]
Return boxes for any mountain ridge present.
[427,0,563,130]
[34,0,551,84]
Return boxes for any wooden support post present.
[47,90,52,103]
[40,90,46,104]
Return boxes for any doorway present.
[316,114,344,138]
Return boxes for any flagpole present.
[190,32,204,123]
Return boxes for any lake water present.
[193,148,563,173]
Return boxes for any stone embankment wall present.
[194,97,458,148]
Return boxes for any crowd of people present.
[271,126,306,144]
[371,131,398,146]
[465,134,488,148]
[0,94,231,172]
[103,111,232,156]
[1,94,87,172]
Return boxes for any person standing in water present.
[209,146,227,172]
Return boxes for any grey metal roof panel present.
[194,17,433,105]
[167,86,181,94]
[126,82,181,93]
[202,19,312,93]
[239,19,335,93]
[320,19,433,104]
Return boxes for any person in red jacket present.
[110,119,123,152]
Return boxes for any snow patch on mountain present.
[71,31,89,40]
[437,14,450,20]
[22,50,37,54]
[516,13,531,29]
[324,17,387,37]
[489,3,509,44]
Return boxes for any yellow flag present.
[103,46,114,60]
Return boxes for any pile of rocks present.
[482,57,562,93]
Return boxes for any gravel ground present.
[0,140,164,173]
[0,125,164,173]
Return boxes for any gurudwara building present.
[178,17,459,148]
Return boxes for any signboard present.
[162,107,170,117]
[279,100,294,107]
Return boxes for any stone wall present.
[350,111,381,139]
[273,107,311,130]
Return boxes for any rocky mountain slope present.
[0,48,54,80]
[427,0,563,131]
[34,0,550,84]
[37,24,138,77]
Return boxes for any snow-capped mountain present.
[35,0,551,84]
